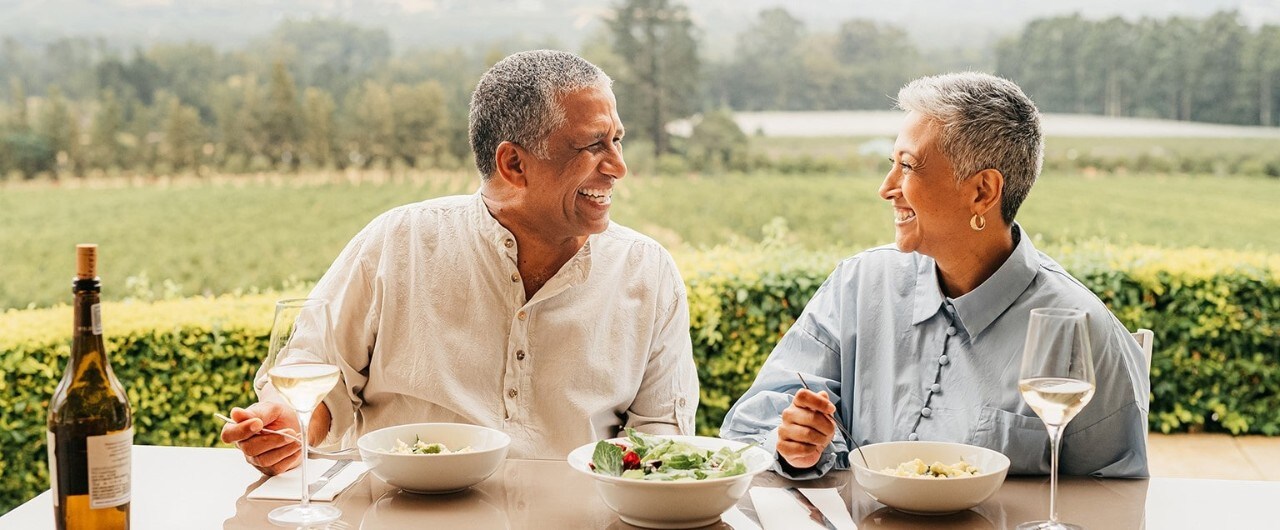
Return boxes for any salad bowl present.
[357,422,511,494]
[567,432,773,529]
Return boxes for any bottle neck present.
[70,279,107,369]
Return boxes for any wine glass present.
[1016,308,1096,530]
[264,298,343,527]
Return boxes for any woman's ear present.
[494,141,528,188]
[972,168,1005,220]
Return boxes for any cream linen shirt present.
[256,192,698,459]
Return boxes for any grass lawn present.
[2,171,1278,309]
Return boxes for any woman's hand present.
[776,389,837,469]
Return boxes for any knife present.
[784,487,838,530]
[309,459,352,495]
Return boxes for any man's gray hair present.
[895,72,1043,225]
[469,50,612,179]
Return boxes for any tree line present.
[0,1,1276,179]
[996,12,1280,125]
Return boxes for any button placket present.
[918,321,952,437]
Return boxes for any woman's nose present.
[878,169,898,200]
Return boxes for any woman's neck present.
[933,226,1016,299]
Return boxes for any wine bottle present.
[47,244,132,530]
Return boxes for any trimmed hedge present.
[2,242,1278,513]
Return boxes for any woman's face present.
[878,111,976,257]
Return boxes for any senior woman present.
[720,72,1149,478]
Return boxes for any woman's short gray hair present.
[895,72,1043,225]
[469,50,612,179]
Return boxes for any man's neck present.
[481,188,588,299]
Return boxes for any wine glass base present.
[1016,521,1083,530]
[268,503,342,527]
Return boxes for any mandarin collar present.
[910,223,1039,340]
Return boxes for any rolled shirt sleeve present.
[720,269,853,479]
[624,257,698,435]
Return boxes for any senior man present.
[222,50,698,475]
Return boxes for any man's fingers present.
[236,431,299,458]
[220,412,264,444]
[252,439,302,468]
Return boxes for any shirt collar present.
[911,223,1040,339]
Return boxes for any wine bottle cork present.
[76,244,98,279]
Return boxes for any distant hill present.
[1,0,1278,52]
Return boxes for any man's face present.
[520,85,627,241]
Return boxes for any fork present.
[796,372,869,468]
[213,412,359,460]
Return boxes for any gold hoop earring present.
[970,214,986,231]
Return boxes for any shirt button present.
[931,383,942,393]
[678,397,687,408]
[516,350,526,360]
[511,273,520,282]
[921,407,932,418]
[504,238,514,248]
[946,326,956,336]
[908,433,919,441]
[939,354,950,366]
[508,388,518,398]
[517,310,527,321]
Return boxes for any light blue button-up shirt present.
[719,225,1150,478]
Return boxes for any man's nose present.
[603,143,627,179]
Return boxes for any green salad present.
[588,429,753,481]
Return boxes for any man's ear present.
[971,168,1004,221]
[494,141,528,188]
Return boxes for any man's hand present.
[777,389,837,470]
[220,402,302,476]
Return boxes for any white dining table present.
[2,444,1277,529]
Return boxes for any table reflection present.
[359,488,509,530]
[858,507,996,530]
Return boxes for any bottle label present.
[91,303,103,336]
[87,427,132,509]
[47,431,59,507]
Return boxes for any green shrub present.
[2,243,1279,513]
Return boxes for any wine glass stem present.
[1048,423,1063,523]
[297,408,313,509]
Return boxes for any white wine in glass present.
[1016,308,1095,530]
[264,298,343,527]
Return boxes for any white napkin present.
[749,487,857,530]
[247,460,369,502]
[722,506,762,530]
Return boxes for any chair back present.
[1131,328,1154,371]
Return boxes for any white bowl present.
[567,435,773,529]
[850,441,1010,515]
[357,423,511,494]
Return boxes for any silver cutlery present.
[784,486,838,530]
[309,459,353,495]
[796,372,869,468]
[213,412,359,459]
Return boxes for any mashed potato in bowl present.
[882,458,980,478]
